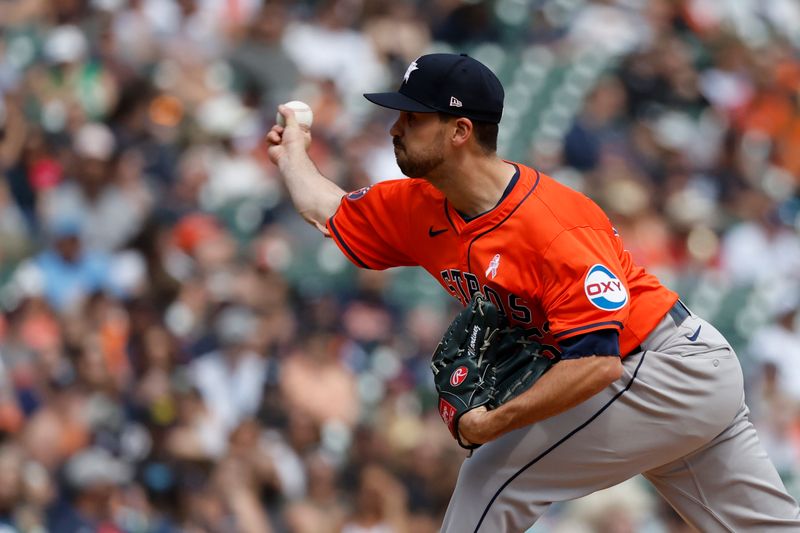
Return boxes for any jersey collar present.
[444,162,538,236]
[455,165,520,222]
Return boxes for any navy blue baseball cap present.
[364,53,504,124]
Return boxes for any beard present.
[394,136,445,178]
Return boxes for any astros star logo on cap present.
[403,60,419,83]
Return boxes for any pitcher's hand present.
[458,406,493,446]
[265,105,311,167]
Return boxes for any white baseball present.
[276,100,313,128]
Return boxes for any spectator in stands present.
[189,306,267,443]
[40,122,152,252]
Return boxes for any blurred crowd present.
[0,0,799,532]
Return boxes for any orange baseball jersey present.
[326,163,678,357]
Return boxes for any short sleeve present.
[326,181,417,270]
[539,227,630,341]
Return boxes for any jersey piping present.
[328,214,370,269]
[466,168,541,273]
[554,321,625,339]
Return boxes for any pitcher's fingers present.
[266,129,283,144]
[277,105,298,127]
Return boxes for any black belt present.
[667,299,691,327]
[628,299,690,355]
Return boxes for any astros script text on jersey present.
[326,162,678,357]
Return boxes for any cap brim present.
[363,92,437,113]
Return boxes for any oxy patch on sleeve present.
[584,264,628,311]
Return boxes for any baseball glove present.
[431,293,557,450]
[489,327,555,408]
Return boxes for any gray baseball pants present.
[441,305,800,532]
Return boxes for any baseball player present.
[266,53,800,532]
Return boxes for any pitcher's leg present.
[440,375,645,533]
[441,352,664,533]
[440,346,747,533]
[644,404,800,532]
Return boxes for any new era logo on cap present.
[363,53,504,124]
